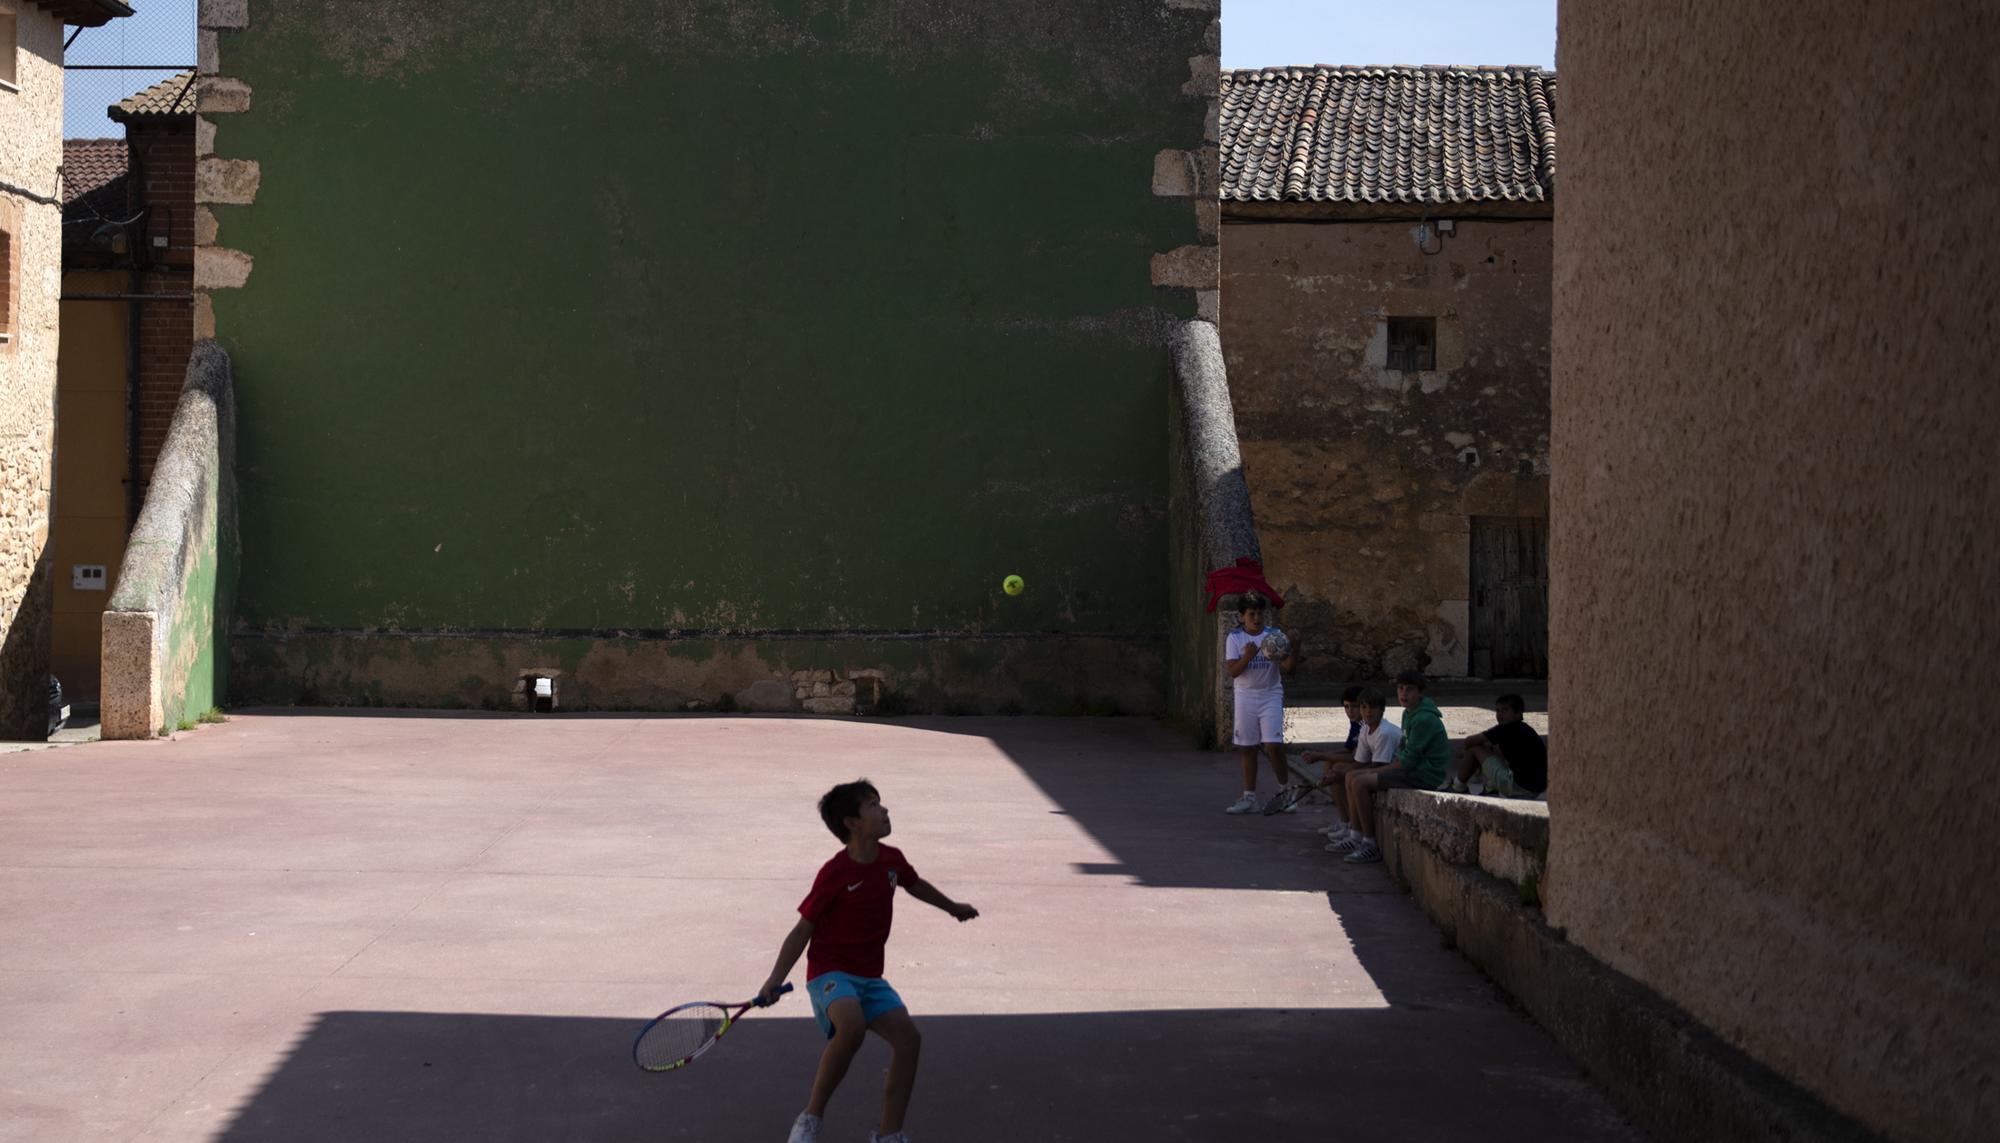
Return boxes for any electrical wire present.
[0,176,64,208]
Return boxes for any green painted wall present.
[213,1,1208,710]
[211,2,1208,715]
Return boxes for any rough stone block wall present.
[1546,2,1999,1139]
[101,341,235,738]
[1167,319,1258,746]
[1221,218,1551,685]
[0,7,67,737]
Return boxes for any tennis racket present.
[1262,781,1313,815]
[633,982,793,1073]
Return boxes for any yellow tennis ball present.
[1003,574,1025,596]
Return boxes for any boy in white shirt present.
[1222,593,1298,814]
[1321,689,1402,851]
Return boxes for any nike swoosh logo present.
[846,881,863,891]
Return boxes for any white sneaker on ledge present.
[787,1112,820,1143]
[1224,793,1258,814]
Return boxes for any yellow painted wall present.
[51,269,129,697]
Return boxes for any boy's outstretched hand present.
[947,902,979,922]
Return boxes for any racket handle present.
[755,982,795,1007]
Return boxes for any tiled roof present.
[109,70,197,120]
[63,138,128,205]
[1220,65,1556,205]
[32,0,133,28]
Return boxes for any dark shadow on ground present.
[214,1005,1633,1143]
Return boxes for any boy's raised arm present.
[759,916,813,1003]
[906,877,979,922]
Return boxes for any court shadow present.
[896,715,1384,893]
[226,707,1406,894]
[211,1005,1632,1143]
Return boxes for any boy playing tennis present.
[761,780,979,1143]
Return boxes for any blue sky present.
[1221,0,1556,71]
[60,0,1557,137]
[62,0,196,138]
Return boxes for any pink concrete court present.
[0,713,1634,1142]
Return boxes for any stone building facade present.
[0,0,131,737]
[1219,65,1554,684]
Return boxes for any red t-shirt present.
[797,845,918,981]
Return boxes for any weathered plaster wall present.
[1545,3,1999,1140]
[1222,218,1550,685]
[102,340,235,738]
[0,5,66,737]
[1166,319,1258,746]
[197,0,1215,714]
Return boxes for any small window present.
[0,9,17,91]
[1387,316,1436,373]
[0,225,12,342]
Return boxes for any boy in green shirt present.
[1340,670,1449,864]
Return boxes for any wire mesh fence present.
[63,0,197,140]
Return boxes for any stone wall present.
[0,5,66,738]
[1546,2,1999,1139]
[1166,319,1259,746]
[1221,216,1550,685]
[101,341,235,738]
[1377,791,1881,1143]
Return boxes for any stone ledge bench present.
[1371,789,1882,1143]
[1379,788,1548,904]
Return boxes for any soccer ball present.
[1261,630,1290,661]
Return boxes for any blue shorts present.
[807,972,905,1039]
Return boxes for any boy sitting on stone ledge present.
[1313,688,1401,847]
[1446,693,1547,798]
[1329,671,1448,864]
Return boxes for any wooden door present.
[1470,516,1548,678]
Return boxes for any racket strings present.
[635,1005,728,1070]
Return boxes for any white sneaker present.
[1343,840,1382,864]
[870,1133,909,1143]
[1325,834,1362,854]
[1224,793,1258,814]
[788,1112,820,1143]
[1317,821,1346,835]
